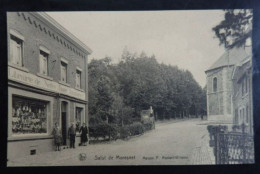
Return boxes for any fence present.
[207,124,254,164]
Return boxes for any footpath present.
[189,120,216,165]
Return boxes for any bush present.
[89,122,119,140]
[108,124,119,140]
[128,122,144,136]
[120,126,130,139]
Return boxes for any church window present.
[213,77,217,92]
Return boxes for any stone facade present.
[7,12,92,161]
[206,66,233,120]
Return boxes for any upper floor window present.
[39,46,50,76]
[10,30,24,66]
[76,68,82,89]
[61,61,67,83]
[242,76,248,96]
[246,106,249,123]
[242,79,244,96]
[213,77,217,92]
[245,76,248,94]
[243,108,245,123]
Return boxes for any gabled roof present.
[205,47,251,72]
[232,57,251,82]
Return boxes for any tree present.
[212,9,252,48]
[95,75,114,123]
[88,50,207,124]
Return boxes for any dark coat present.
[68,126,76,136]
[52,127,62,145]
[80,126,88,143]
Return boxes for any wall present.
[232,61,253,134]
[7,12,87,91]
[206,66,234,116]
[7,12,89,161]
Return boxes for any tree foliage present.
[88,51,206,126]
[212,9,252,48]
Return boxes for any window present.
[12,95,48,135]
[10,35,23,66]
[76,70,81,89]
[242,79,244,96]
[246,106,249,123]
[213,77,217,92]
[61,61,67,83]
[245,77,248,94]
[235,109,238,124]
[75,107,83,132]
[39,50,49,76]
[242,77,248,96]
[243,108,245,123]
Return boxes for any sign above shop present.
[8,66,86,101]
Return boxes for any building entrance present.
[61,101,68,146]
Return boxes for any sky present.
[47,10,226,87]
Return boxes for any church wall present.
[206,66,234,116]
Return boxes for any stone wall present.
[206,66,234,116]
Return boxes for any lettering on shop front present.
[8,67,85,100]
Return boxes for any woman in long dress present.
[52,122,62,151]
[79,123,88,146]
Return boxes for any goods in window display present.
[12,96,48,134]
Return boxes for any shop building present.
[7,12,92,160]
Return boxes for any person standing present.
[52,122,62,151]
[68,123,76,148]
[79,123,88,146]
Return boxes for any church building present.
[205,46,251,123]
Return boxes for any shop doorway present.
[61,101,68,146]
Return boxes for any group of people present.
[52,122,88,151]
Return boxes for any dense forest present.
[88,50,207,126]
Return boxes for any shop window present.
[39,50,49,76]
[76,70,81,89]
[61,61,67,83]
[75,107,83,132]
[10,35,23,66]
[213,77,217,92]
[12,95,48,135]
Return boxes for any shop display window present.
[12,95,48,135]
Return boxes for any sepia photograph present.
[6,10,255,166]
